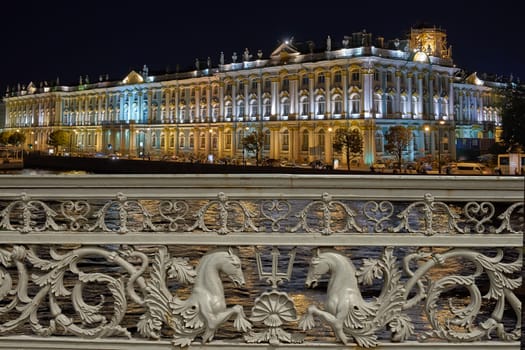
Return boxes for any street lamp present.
[242,126,249,166]
[137,130,145,159]
[328,127,334,168]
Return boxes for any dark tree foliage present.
[47,130,71,148]
[241,130,265,166]
[333,128,363,171]
[0,131,26,145]
[384,125,413,170]
[500,87,525,148]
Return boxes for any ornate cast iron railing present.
[0,174,522,349]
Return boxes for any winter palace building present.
[1,25,510,167]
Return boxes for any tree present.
[48,130,70,149]
[0,131,11,145]
[333,128,363,171]
[7,131,26,146]
[241,130,265,166]
[384,125,413,171]
[500,87,525,148]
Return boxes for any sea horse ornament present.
[138,247,252,347]
[299,247,413,348]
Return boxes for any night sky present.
[1,0,523,94]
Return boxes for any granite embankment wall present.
[24,154,346,174]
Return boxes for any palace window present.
[237,100,245,119]
[189,133,194,148]
[263,99,271,117]
[200,132,206,149]
[281,97,290,116]
[350,94,360,115]
[250,100,257,118]
[318,130,325,154]
[300,97,309,116]
[316,96,325,115]
[263,130,270,151]
[282,78,289,91]
[317,73,325,85]
[373,94,382,116]
[264,80,271,92]
[334,71,342,84]
[375,131,384,153]
[224,130,232,150]
[225,102,232,118]
[281,130,289,151]
[333,95,342,115]
[302,75,309,88]
[152,133,157,148]
[301,129,309,151]
[212,105,219,121]
[351,72,359,82]
[386,95,394,116]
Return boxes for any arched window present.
[212,133,218,150]
[263,98,271,118]
[179,105,186,123]
[212,104,219,122]
[300,97,309,116]
[375,131,383,153]
[350,94,360,116]
[281,97,290,117]
[200,105,207,122]
[237,100,245,119]
[317,130,326,158]
[179,134,185,148]
[250,99,257,119]
[386,94,394,116]
[263,129,271,151]
[316,96,325,116]
[225,101,232,119]
[160,133,165,147]
[373,94,382,116]
[400,96,408,117]
[301,129,309,151]
[332,95,342,115]
[169,133,175,148]
[152,133,157,148]
[224,130,232,150]
[199,132,206,149]
[189,106,195,123]
[281,130,289,151]
[189,133,194,148]
[411,96,418,117]
[439,98,447,118]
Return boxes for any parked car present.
[309,159,328,170]
[448,162,492,175]
[371,161,386,172]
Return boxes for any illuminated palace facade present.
[2,26,506,166]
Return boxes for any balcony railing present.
[0,174,522,349]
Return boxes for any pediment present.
[270,41,300,58]
[122,70,144,85]
[465,72,484,86]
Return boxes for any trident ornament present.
[255,246,296,289]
